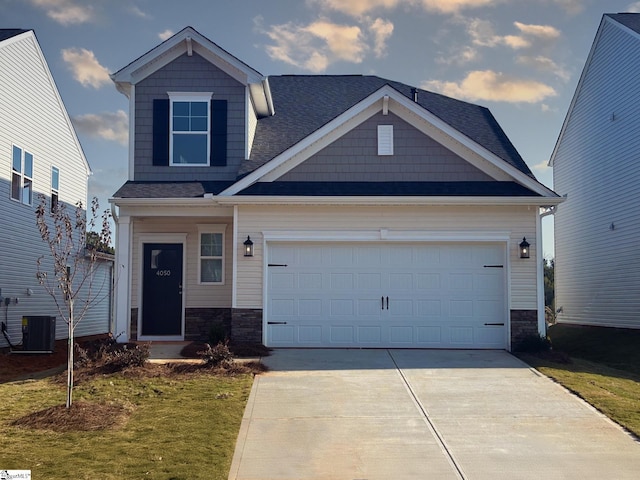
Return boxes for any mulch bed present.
[180,341,271,359]
[0,339,69,383]
[11,401,131,432]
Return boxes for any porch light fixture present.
[243,236,254,257]
[519,237,530,259]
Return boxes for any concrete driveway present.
[228,349,640,480]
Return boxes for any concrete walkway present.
[228,349,640,480]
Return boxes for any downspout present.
[537,206,556,336]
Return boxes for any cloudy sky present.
[3,0,640,257]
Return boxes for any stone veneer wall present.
[231,308,263,344]
[185,308,232,341]
[510,310,538,347]
[129,307,232,342]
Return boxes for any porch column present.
[114,215,131,343]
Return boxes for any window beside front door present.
[11,145,33,205]
[198,224,226,284]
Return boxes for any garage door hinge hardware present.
[483,264,504,268]
[268,263,288,267]
[267,321,287,325]
[484,323,505,326]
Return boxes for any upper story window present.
[152,94,228,168]
[169,92,212,166]
[11,145,33,205]
[51,166,60,212]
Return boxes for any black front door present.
[142,243,183,336]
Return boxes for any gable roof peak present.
[111,25,264,95]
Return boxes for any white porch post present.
[536,209,545,336]
[114,215,131,343]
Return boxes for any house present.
[551,13,640,330]
[110,27,562,350]
[0,29,113,349]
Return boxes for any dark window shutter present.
[152,99,170,166]
[210,99,227,166]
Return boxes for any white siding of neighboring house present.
[234,204,539,311]
[0,31,110,347]
[553,17,640,329]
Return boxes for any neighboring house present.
[0,29,113,349]
[551,13,640,329]
[110,27,562,350]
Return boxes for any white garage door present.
[266,243,507,349]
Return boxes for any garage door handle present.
[268,321,287,325]
[386,296,389,310]
[484,323,505,326]
[381,296,384,310]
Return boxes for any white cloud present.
[467,18,529,49]
[127,5,150,19]
[549,0,584,14]
[29,0,93,25]
[72,110,129,146]
[368,17,394,57]
[61,48,111,89]
[158,29,175,41]
[628,2,640,12]
[313,0,503,16]
[418,0,503,14]
[533,160,551,171]
[517,55,570,82]
[514,22,560,40]
[437,45,478,65]
[261,19,369,72]
[422,70,557,103]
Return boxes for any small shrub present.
[208,324,229,345]
[198,342,234,367]
[513,334,552,353]
[74,336,149,373]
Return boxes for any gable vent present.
[377,125,394,156]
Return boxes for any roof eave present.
[215,195,565,207]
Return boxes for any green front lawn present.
[2,371,253,479]
[520,323,640,438]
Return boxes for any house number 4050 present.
[156,270,171,277]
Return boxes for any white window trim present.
[197,224,227,285]
[377,125,394,156]
[10,145,34,206]
[168,92,213,167]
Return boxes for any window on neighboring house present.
[51,166,59,212]
[377,125,394,156]
[169,92,212,166]
[198,225,226,284]
[11,145,33,205]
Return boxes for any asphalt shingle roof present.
[607,13,640,33]
[0,29,29,42]
[241,75,533,178]
[114,180,540,198]
[113,181,234,198]
[238,181,540,197]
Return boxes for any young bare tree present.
[35,194,112,408]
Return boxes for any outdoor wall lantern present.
[519,237,530,259]
[243,236,254,257]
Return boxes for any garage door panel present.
[266,243,507,349]
[358,326,382,343]
[330,326,354,343]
